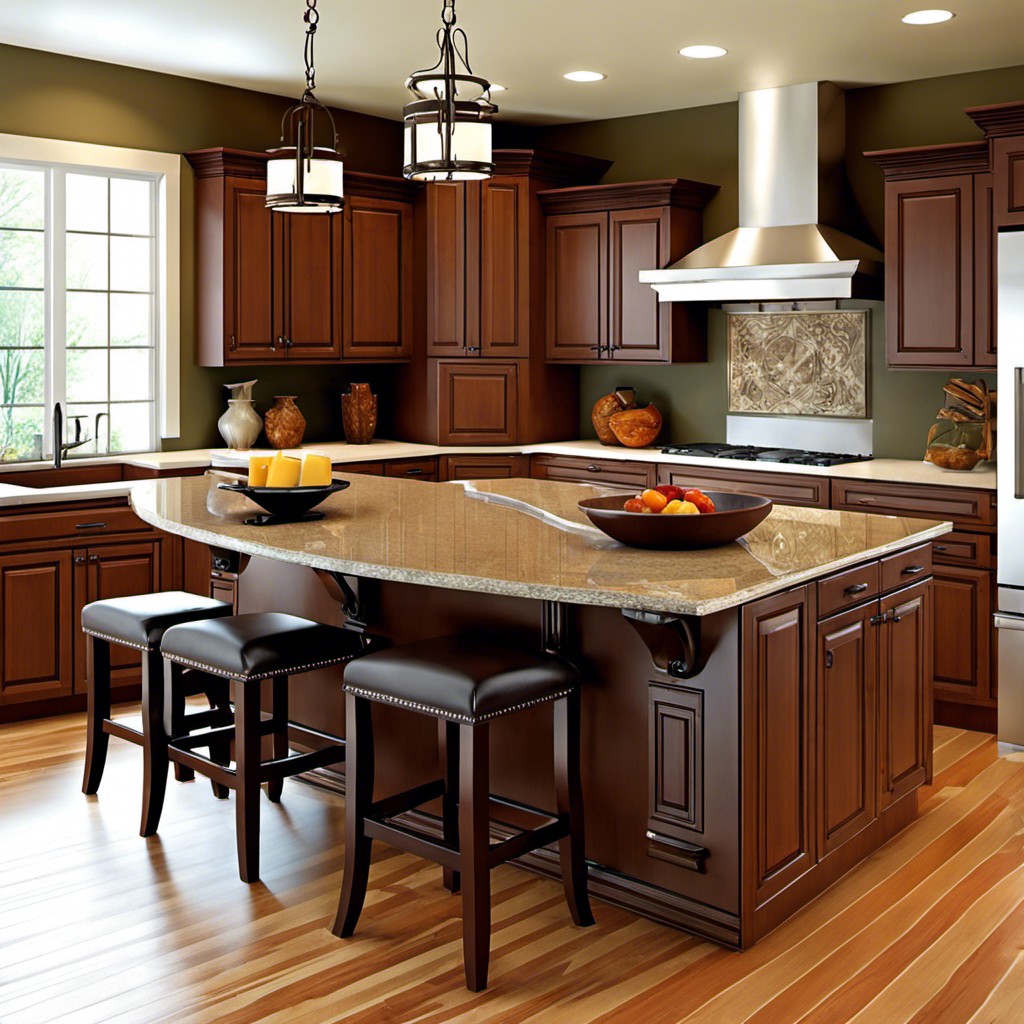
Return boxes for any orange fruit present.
[641,488,668,512]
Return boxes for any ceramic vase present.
[341,383,377,444]
[591,385,636,445]
[217,399,262,450]
[264,396,306,449]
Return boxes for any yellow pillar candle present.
[265,454,302,487]
[300,453,333,487]
[248,455,272,487]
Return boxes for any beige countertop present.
[1,437,996,489]
[129,474,950,617]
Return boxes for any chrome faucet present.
[52,402,92,469]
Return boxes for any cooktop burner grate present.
[660,443,874,468]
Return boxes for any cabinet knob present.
[466,345,481,353]
[88,554,99,563]
[283,337,293,349]
[270,337,279,350]
[74,555,86,565]
[586,465,601,472]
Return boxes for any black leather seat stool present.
[159,612,365,883]
[331,634,594,991]
[81,591,234,836]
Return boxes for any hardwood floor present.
[2,713,1023,1023]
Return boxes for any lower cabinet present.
[931,564,994,705]
[440,455,527,481]
[531,453,655,491]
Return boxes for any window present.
[0,135,180,463]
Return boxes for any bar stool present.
[331,633,594,991]
[158,612,366,883]
[81,591,234,836]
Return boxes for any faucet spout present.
[53,402,63,470]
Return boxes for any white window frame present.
[0,133,181,445]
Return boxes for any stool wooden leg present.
[204,677,232,800]
[267,675,288,803]
[439,718,461,894]
[332,693,375,938]
[554,691,594,928]
[459,722,491,992]
[140,650,171,838]
[235,681,262,883]
[82,636,111,795]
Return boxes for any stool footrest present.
[168,748,235,787]
[289,723,346,750]
[487,817,570,869]
[370,779,446,821]
[364,818,461,870]
[103,719,143,744]
[262,745,345,782]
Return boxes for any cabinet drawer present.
[818,562,881,618]
[830,480,995,529]
[881,544,933,593]
[0,506,149,546]
[440,455,526,481]
[332,461,385,475]
[384,458,438,482]
[658,464,829,509]
[530,455,655,491]
[932,530,994,568]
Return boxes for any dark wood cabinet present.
[742,587,817,910]
[540,180,718,364]
[931,564,994,706]
[659,464,830,509]
[817,603,877,858]
[830,479,995,531]
[186,148,416,366]
[436,361,519,445]
[867,143,994,369]
[440,455,526,481]
[966,101,1024,228]
[531,454,656,491]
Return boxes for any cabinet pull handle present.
[270,337,279,351]
[405,467,424,475]
[586,465,601,472]
[283,337,293,349]
[901,564,925,575]
[870,612,888,625]
[826,650,833,669]
[75,521,107,530]
[844,582,870,596]
[934,545,948,552]
[857,497,877,504]
[891,612,903,623]
[645,831,709,873]
[229,334,237,351]
[74,555,86,565]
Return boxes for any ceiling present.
[1,0,1022,124]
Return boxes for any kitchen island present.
[131,473,950,948]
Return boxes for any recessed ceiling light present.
[489,83,507,92]
[901,9,955,24]
[563,71,606,83]
[679,45,728,59]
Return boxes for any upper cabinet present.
[185,149,416,366]
[867,143,994,369]
[967,100,1024,228]
[539,179,718,364]
[424,151,611,360]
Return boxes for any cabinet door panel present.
[932,565,993,705]
[78,542,160,694]
[546,212,607,361]
[884,175,973,367]
[437,362,518,444]
[281,213,341,358]
[817,606,877,857]
[226,181,276,359]
[480,179,528,356]
[648,682,704,842]
[880,581,932,805]
[344,198,412,359]
[993,136,1024,228]
[0,550,74,704]
[742,588,815,909]
[610,208,669,361]
[427,181,468,355]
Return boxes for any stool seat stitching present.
[162,650,356,681]
[81,628,153,652]
[343,684,577,724]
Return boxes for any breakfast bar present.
[130,472,950,948]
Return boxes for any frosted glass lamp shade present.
[266,148,344,212]
[403,100,493,181]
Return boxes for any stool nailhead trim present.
[81,628,153,652]
[342,684,578,724]
[162,650,353,681]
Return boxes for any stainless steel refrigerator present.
[996,229,1024,748]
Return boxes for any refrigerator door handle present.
[994,614,1024,631]
[1017,368,1024,500]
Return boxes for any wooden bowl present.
[578,490,773,550]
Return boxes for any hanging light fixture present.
[266,0,344,213]
[403,0,496,181]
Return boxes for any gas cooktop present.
[660,443,874,468]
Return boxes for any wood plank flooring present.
[1,713,1022,1024]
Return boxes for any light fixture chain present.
[304,0,319,94]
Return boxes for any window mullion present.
[49,168,67,453]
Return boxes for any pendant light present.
[403,0,496,181]
[266,0,344,213]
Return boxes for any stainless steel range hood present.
[640,82,883,302]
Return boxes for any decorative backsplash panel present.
[727,310,869,418]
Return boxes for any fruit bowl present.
[578,490,773,550]
[218,480,350,525]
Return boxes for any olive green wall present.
[518,65,1024,458]
[0,43,404,450]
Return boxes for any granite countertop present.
[1,438,995,490]
[129,475,950,617]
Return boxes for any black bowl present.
[578,490,773,550]
[218,480,350,522]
